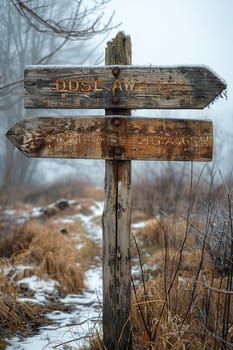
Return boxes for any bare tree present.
[0,0,117,202]
[1,0,117,109]
[11,0,115,38]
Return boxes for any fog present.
[105,0,233,119]
[2,0,233,188]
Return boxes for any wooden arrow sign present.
[24,65,226,109]
[6,116,213,161]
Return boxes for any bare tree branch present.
[0,0,119,192]
[10,0,119,39]
[1,0,119,111]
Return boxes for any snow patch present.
[17,276,59,304]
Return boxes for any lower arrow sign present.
[6,116,213,161]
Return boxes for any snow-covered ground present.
[6,267,102,350]
[5,202,104,350]
[2,199,148,350]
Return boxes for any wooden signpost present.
[6,116,213,161]
[24,65,225,109]
[6,32,226,350]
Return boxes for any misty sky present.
[104,0,233,120]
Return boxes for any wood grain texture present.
[24,65,226,109]
[103,32,132,350]
[102,160,132,350]
[6,116,213,161]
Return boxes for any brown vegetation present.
[83,168,233,350]
[0,188,102,344]
[1,221,84,294]
[0,265,52,344]
[132,274,233,349]
[1,171,233,349]
[22,180,104,205]
[129,167,233,350]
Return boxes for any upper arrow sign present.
[24,65,226,110]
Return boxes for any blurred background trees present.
[0,0,116,203]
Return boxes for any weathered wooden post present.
[103,32,132,350]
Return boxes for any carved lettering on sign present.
[123,79,137,91]
[6,117,213,161]
[55,78,189,95]
[44,132,210,154]
[55,78,140,94]
[55,79,104,93]
[12,131,209,155]
[156,80,188,94]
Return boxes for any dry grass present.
[130,167,233,350]
[134,214,215,276]
[132,272,233,350]
[0,183,104,347]
[84,171,233,350]
[0,196,98,344]
[0,186,103,297]
[0,223,35,258]
[22,180,104,205]
[78,236,101,268]
[135,216,193,268]
[1,176,233,349]
[0,265,49,338]
[6,221,85,294]
[136,215,197,250]
[0,220,85,293]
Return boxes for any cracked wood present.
[24,65,226,109]
[6,116,213,161]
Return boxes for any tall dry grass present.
[0,265,48,340]
[130,166,233,350]
[0,187,103,345]
[1,170,232,349]
[132,274,233,349]
[83,166,233,350]
[0,221,85,294]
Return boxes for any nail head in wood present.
[112,96,120,104]
[112,66,121,77]
[113,146,124,156]
[111,117,121,127]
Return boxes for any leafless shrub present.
[131,167,233,349]
[22,179,104,205]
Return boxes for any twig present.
[192,305,233,349]
[201,272,233,295]
[152,162,194,341]
[11,0,119,39]
[179,169,219,330]
[43,316,101,331]
[131,233,151,340]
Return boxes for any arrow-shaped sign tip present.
[6,121,43,157]
[6,127,19,148]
